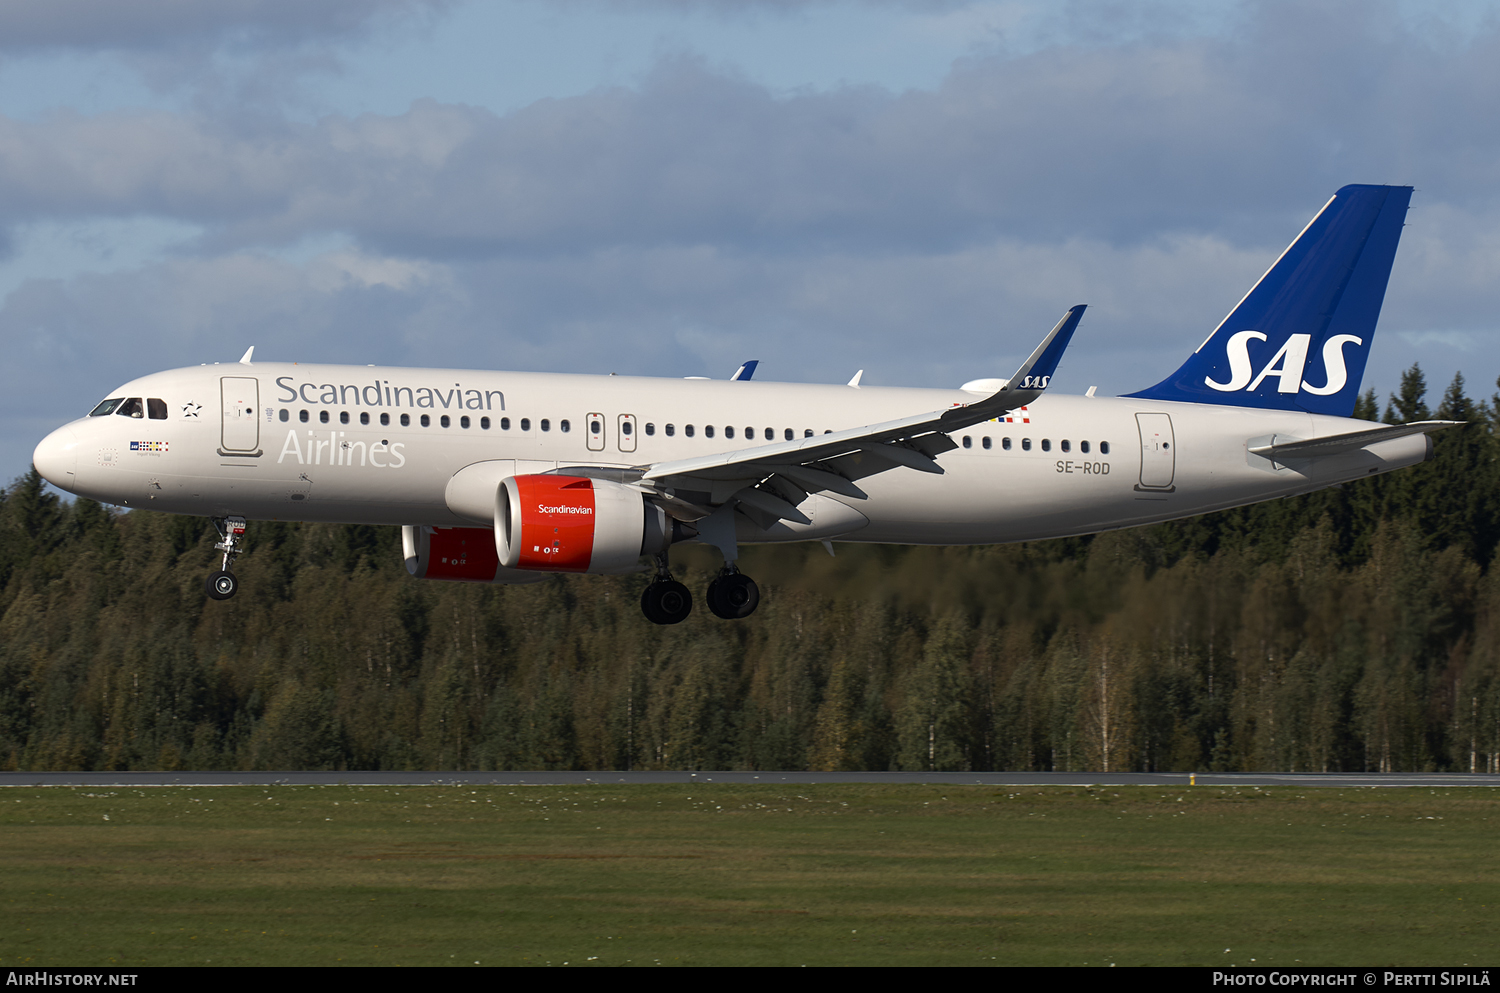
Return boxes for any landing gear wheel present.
[641,580,692,625]
[706,572,759,619]
[209,516,248,600]
[205,570,238,601]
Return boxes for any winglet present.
[848,370,863,388]
[731,360,759,381]
[940,305,1085,428]
[239,346,255,365]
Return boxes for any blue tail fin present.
[1125,184,1412,416]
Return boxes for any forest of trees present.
[2,368,1499,773]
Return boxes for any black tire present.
[641,580,692,624]
[706,572,759,619]
[205,570,238,600]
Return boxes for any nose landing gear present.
[205,516,247,601]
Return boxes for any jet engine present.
[495,475,672,574]
[401,524,545,584]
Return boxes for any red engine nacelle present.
[402,524,545,584]
[495,475,670,574]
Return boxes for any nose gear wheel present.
[205,570,238,600]
[206,516,247,600]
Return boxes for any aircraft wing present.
[625,305,1085,521]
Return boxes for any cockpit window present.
[147,398,167,420]
[116,398,144,418]
[89,398,125,417]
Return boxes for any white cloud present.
[0,0,449,53]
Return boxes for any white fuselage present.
[33,361,1430,546]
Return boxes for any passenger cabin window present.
[89,398,125,417]
[1061,440,1070,453]
[645,422,655,436]
[705,425,715,439]
[1100,441,1110,455]
[360,412,370,426]
[962,436,972,448]
[300,410,309,423]
[725,426,735,439]
[540,419,549,431]
[421,414,431,427]
[982,437,991,450]
[519,418,530,431]
[1022,438,1031,451]
[340,411,349,424]
[665,423,675,437]
[460,415,470,428]
[1041,439,1051,452]
[1003,437,1012,450]
[279,409,289,423]
[401,414,411,427]
[784,428,794,441]
[764,427,773,440]
[685,424,695,437]
[319,410,330,424]
[480,416,490,429]
[498,417,508,429]
[440,415,451,428]
[1080,440,1090,454]
[147,398,167,420]
[560,419,570,433]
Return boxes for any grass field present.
[1,783,1496,966]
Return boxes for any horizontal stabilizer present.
[1249,420,1461,460]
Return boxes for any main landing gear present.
[706,564,759,620]
[639,553,760,625]
[641,552,693,625]
[205,516,246,601]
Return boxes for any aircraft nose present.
[33,424,80,492]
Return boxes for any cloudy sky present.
[6,0,1500,484]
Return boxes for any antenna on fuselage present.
[238,346,255,365]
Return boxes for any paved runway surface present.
[4,771,1499,787]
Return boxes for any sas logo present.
[1207,332,1361,396]
[130,441,169,453]
[1017,375,1052,390]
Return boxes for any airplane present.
[31,184,1458,624]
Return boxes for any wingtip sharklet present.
[1014,303,1085,389]
[939,304,1085,428]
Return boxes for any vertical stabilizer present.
[1125,184,1412,416]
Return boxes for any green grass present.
[1,784,1497,966]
